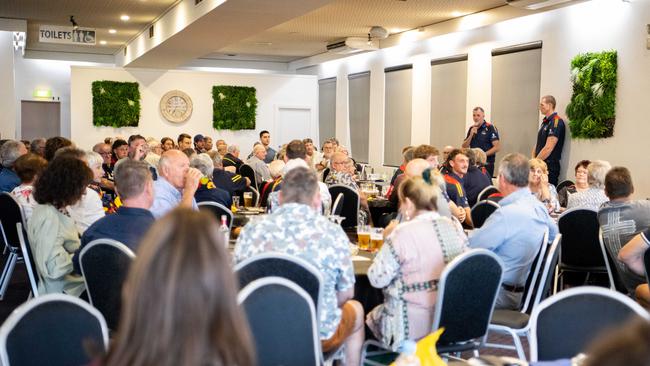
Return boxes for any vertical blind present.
[384,65,412,166]
[430,55,468,151]
[348,72,370,163]
[318,77,337,146]
[491,42,543,173]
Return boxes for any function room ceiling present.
[0,0,559,67]
[0,0,180,55]
[209,0,506,63]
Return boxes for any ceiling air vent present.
[506,0,583,10]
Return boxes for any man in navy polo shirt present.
[534,95,566,186]
[72,159,155,274]
[462,106,500,177]
[444,149,473,227]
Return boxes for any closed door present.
[276,107,311,147]
[21,101,61,139]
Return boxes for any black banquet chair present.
[529,286,650,362]
[328,184,359,228]
[198,201,233,230]
[362,249,504,363]
[477,185,500,203]
[0,293,109,366]
[16,223,39,298]
[79,239,135,331]
[238,277,322,366]
[556,180,575,194]
[0,193,26,300]
[239,164,259,191]
[331,193,345,217]
[234,252,323,320]
[470,200,500,229]
[644,248,650,284]
[556,208,608,289]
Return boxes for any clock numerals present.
[161,91,192,123]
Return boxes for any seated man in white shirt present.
[246,144,271,185]
[150,149,202,218]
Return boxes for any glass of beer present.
[243,192,253,208]
[357,224,370,251]
[370,227,384,252]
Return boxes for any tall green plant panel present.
[566,50,617,139]
[92,81,141,127]
[212,86,257,130]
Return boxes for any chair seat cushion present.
[490,309,530,329]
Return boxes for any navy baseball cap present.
[194,134,205,142]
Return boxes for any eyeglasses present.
[99,152,111,156]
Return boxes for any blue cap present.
[194,134,204,142]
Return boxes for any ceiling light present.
[100,40,107,45]
[451,11,463,17]
[70,15,79,30]
[108,29,117,34]
[120,15,130,21]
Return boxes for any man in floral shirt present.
[234,167,364,366]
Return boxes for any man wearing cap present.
[194,134,206,154]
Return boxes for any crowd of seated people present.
[3,130,650,366]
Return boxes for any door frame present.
[273,105,316,145]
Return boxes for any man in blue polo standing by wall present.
[462,106,501,177]
[534,95,566,186]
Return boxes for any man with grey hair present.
[0,140,28,192]
[246,143,271,184]
[72,159,155,274]
[190,154,231,207]
[150,149,202,218]
[30,138,46,157]
[469,153,558,310]
[235,167,365,366]
[223,144,243,172]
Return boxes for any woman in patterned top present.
[529,158,560,213]
[558,160,590,207]
[366,170,468,351]
[10,153,47,221]
[566,160,611,210]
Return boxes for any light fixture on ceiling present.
[120,15,130,21]
[100,40,107,45]
[70,16,79,30]
[109,29,117,34]
[369,26,389,39]
[506,0,583,10]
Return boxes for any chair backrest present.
[530,286,650,362]
[327,184,359,228]
[477,185,500,203]
[598,229,629,293]
[238,277,321,366]
[0,293,109,366]
[520,229,550,313]
[79,239,135,331]
[197,201,233,230]
[527,234,562,313]
[322,167,330,182]
[16,223,39,297]
[331,193,345,216]
[470,200,500,229]
[239,164,258,191]
[247,186,260,207]
[556,180,575,193]
[235,252,323,320]
[432,249,503,346]
[558,208,605,268]
[0,193,25,250]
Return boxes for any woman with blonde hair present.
[104,209,255,366]
[366,170,468,351]
[528,158,560,212]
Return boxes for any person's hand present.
[470,126,479,136]
[184,168,202,194]
[384,220,398,238]
[454,205,467,222]
[541,173,549,185]
[133,145,146,161]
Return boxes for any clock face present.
[160,90,193,123]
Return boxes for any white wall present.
[311,0,650,199]
[0,32,16,139]
[70,67,318,153]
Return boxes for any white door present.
[276,107,311,146]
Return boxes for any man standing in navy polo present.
[534,95,566,186]
[462,106,500,177]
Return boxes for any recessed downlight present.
[120,15,130,21]
[108,29,117,34]
[100,40,107,45]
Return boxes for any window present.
[430,55,468,150]
[384,65,412,166]
[348,71,370,163]
[318,77,336,146]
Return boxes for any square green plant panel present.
[92,81,141,128]
[566,50,617,139]
[212,85,257,130]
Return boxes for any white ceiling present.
[1,0,514,65]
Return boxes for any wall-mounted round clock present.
[160,90,193,123]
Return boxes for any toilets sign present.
[39,25,96,45]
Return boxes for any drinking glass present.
[357,224,370,250]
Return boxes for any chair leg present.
[0,252,17,300]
